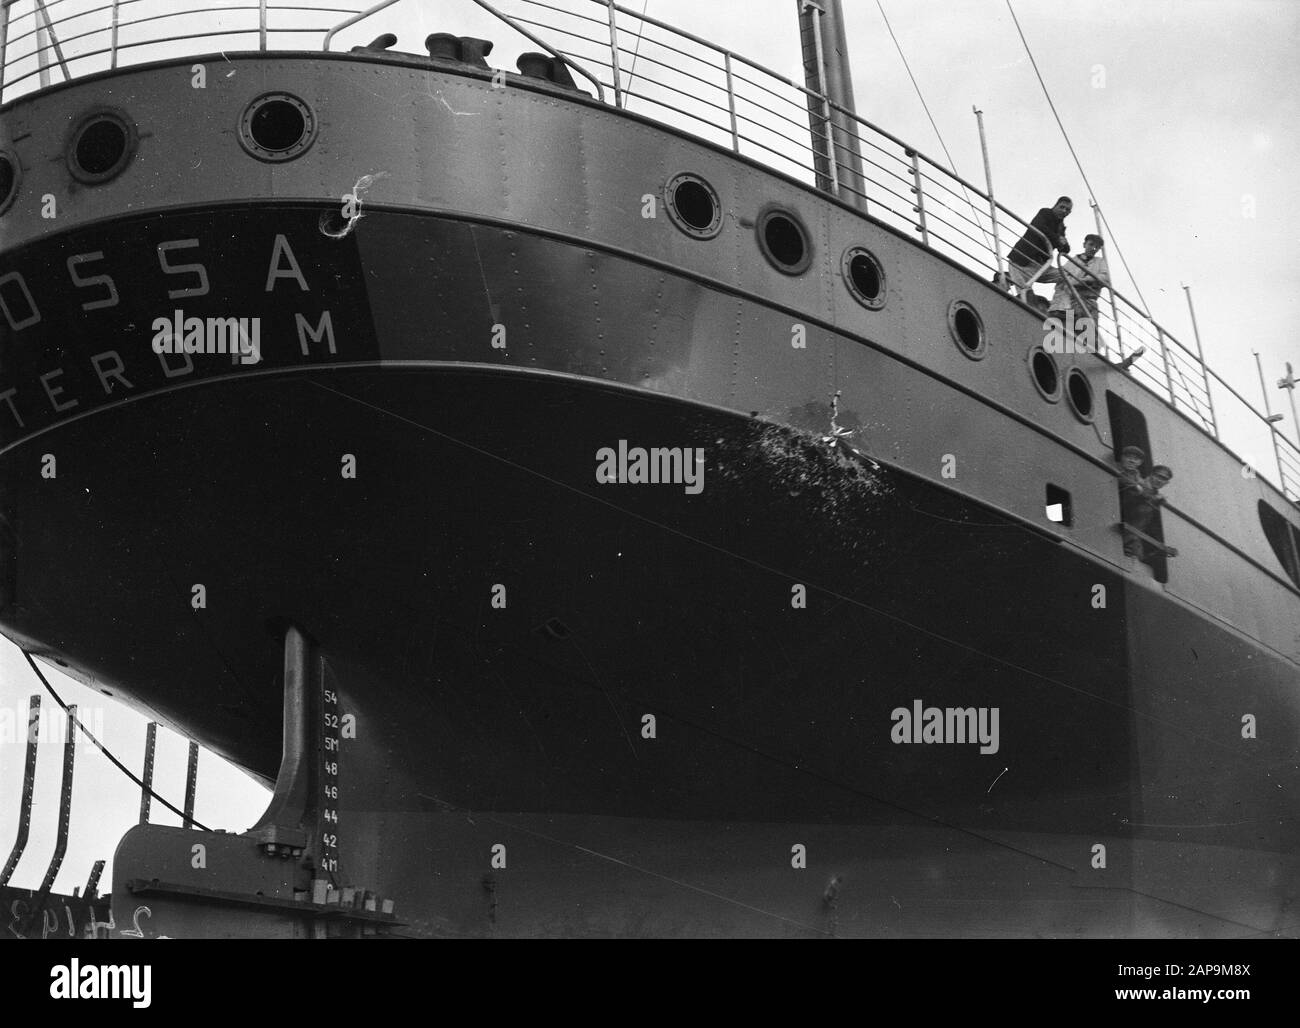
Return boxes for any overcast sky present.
[1,0,1296,898]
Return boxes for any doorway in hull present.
[1106,392,1169,582]
[1258,499,1300,588]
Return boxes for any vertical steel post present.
[807,3,839,197]
[1279,361,1299,446]
[908,150,928,246]
[35,2,50,89]
[110,0,120,69]
[139,721,157,824]
[0,2,11,101]
[604,0,622,108]
[183,740,200,828]
[1091,202,1123,359]
[1254,350,1286,489]
[38,704,76,894]
[1156,326,1175,411]
[31,1,68,86]
[798,1,846,200]
[818,0,865,207]
[724,52,739,152]
[1254,351,1277,420]
[973,107,1004,279]
[1181,283,1218,437]
[84,859,105,900]
[0,695,40,886]
[259,0,268,51]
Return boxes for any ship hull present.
[1,206,1296,937]
[3,366,1296,937]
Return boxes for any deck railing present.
[2,0,1297,500]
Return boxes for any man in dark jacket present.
[1005,196,1072,295]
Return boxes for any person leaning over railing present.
[1115,446,1178,560]
[1001,196,1073,297]
[1044,233,1110,352]
[1128,465,1177,560]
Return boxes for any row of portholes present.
[954,296,1093,422]
[663,173,886,311]
[665,169,1097,426]
[3,100,1098,427]
[1032,345,1095,422]
[0,92,319,215]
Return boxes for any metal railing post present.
[724,52,739,152]
[605,1,623,108]
[1280,361,1299,445]
[0,2,10,100]
[1254,350,1287,491]
[34,0,69,83]
[1182,283,1217,437]
[907,149,928,246]
[806,3,839,196]
[1092,202,1123,360]
[824,120,840,197]
[35,1,50,89]
[110,0,120,69]
[1156,326,1175,410]
[973,107,1004,280]
[259,0,268,51]
[800,0,842,196]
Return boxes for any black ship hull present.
[2,206,1296,937]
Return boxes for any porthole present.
[842,246,885,309]
[0,149,18,214]
[239,93,317,162]
[756,206,812,275]
[948,300,986,359]
[1029,346,1061,401]
[66,109,136,185]
[1066,367,1095,422]
[665,173,722,239]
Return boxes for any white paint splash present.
[320,172,389,240]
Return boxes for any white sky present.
[1,0,1297,895]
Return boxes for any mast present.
[36,3,51,89]
[797,0,867,211]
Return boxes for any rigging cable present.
[20,649,212,832]
[874,0,992,252]
[621,0,652,102]
[1004,0,1152,317]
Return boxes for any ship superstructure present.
[0,0,1296,938]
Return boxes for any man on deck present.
[1006,196,1073,297]
[1047,233,1110,350]
[1048,234,1109,319]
